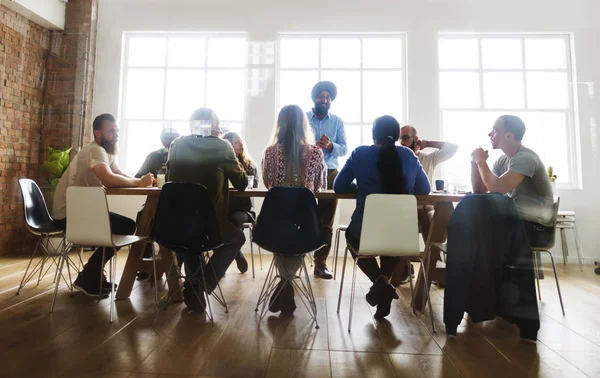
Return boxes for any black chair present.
[16,178,76,296]
[253,187,326,328]
[150,182,227,320]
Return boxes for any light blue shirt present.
[307,110,348,170]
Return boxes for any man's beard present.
[101,138,119,155]
[314,102,330,116]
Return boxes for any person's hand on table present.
[138,173,155,187]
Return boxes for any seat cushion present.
[112,235,148,248]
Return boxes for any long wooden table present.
[106,187,463,310]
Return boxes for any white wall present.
[1,0,65,29]
[94,0,600,262]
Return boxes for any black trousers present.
[183,222,245,292]
[346,231,400,283]
[314,169,338,265]
[55,212,136,277]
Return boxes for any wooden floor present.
[0,247,599,378]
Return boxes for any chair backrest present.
[151,182,222,254]
[18,178,56,233]
[358,194,420,257]
[541,195,561,249]
[66,186,114,247]
[253,187,325,255]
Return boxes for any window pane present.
[125,69,165,119]
[515,112,569,183]
[363,71,404,123]
[525,38,567,69]
[481,39,522,69]
[165,69,204,120]
[171,121,190,136]
[343,125,362,167]
[441,111,504,186]
[362,125,373,145]
[128,37,166,67]
[124,121,165,173]
[220,122,242,135]
[279,38,318,68]
[206,69,245,121]
[320,71,361,122]
[279,70,318,112]
[483,72,525,109]
[526,72,569,109]
[439,72,480,109]
[363,38,403,68]
[207,37,246,67]
[321,38,360,68]
[167,37,206,67]
[438,39,479,69]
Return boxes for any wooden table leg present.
[116,196,157,300]
[412,201,454,311]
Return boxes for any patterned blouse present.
[262,144,326,192]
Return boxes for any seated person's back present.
[165,107,247,312]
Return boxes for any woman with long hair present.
[222,131,259,273]
[334,115,430,319]
[262,104,326,314]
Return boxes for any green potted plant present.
[547,166,557,190]
[44,147,72,199]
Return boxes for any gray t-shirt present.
[493,146,554,226]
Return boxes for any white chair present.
[336,194,435,332]
[531,196,565,316]
[53,187,148,322]
[556,210,584,271]
[241,222,262,278]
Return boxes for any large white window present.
[438,34,578,188]
[119,32,247,173]
[277,34,407,164]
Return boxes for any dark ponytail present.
[373,115,407,194]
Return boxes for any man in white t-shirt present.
[52,114,154,296]
[391,125,458,286]
[400,125,459,187]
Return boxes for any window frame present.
[275,32,409,159]
[118,31,248,173]
[438,33,580,189]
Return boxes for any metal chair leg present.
[333,228,341,280]
[408,261,416,315]
[542,250,565,316]
[151,243,159,311]
[249,230,255,279]
[419,257,436,333]
[348,258,359,332]
[109,253,116,323]
[255,258,277,311]
[336,247,349,314]
[300,258,319,329]
[17,238,43,294]
[559,228,568,265]
[49,244,68,313]
[573,222,584,272]
[533,250,542,300]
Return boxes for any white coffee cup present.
[157,174,166,189]
[247,175,254,189]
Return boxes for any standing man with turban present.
[307,81,347,279]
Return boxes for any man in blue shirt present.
[307,81,348,279]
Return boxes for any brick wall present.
[0,0,97,256]
[0,5,50,255]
